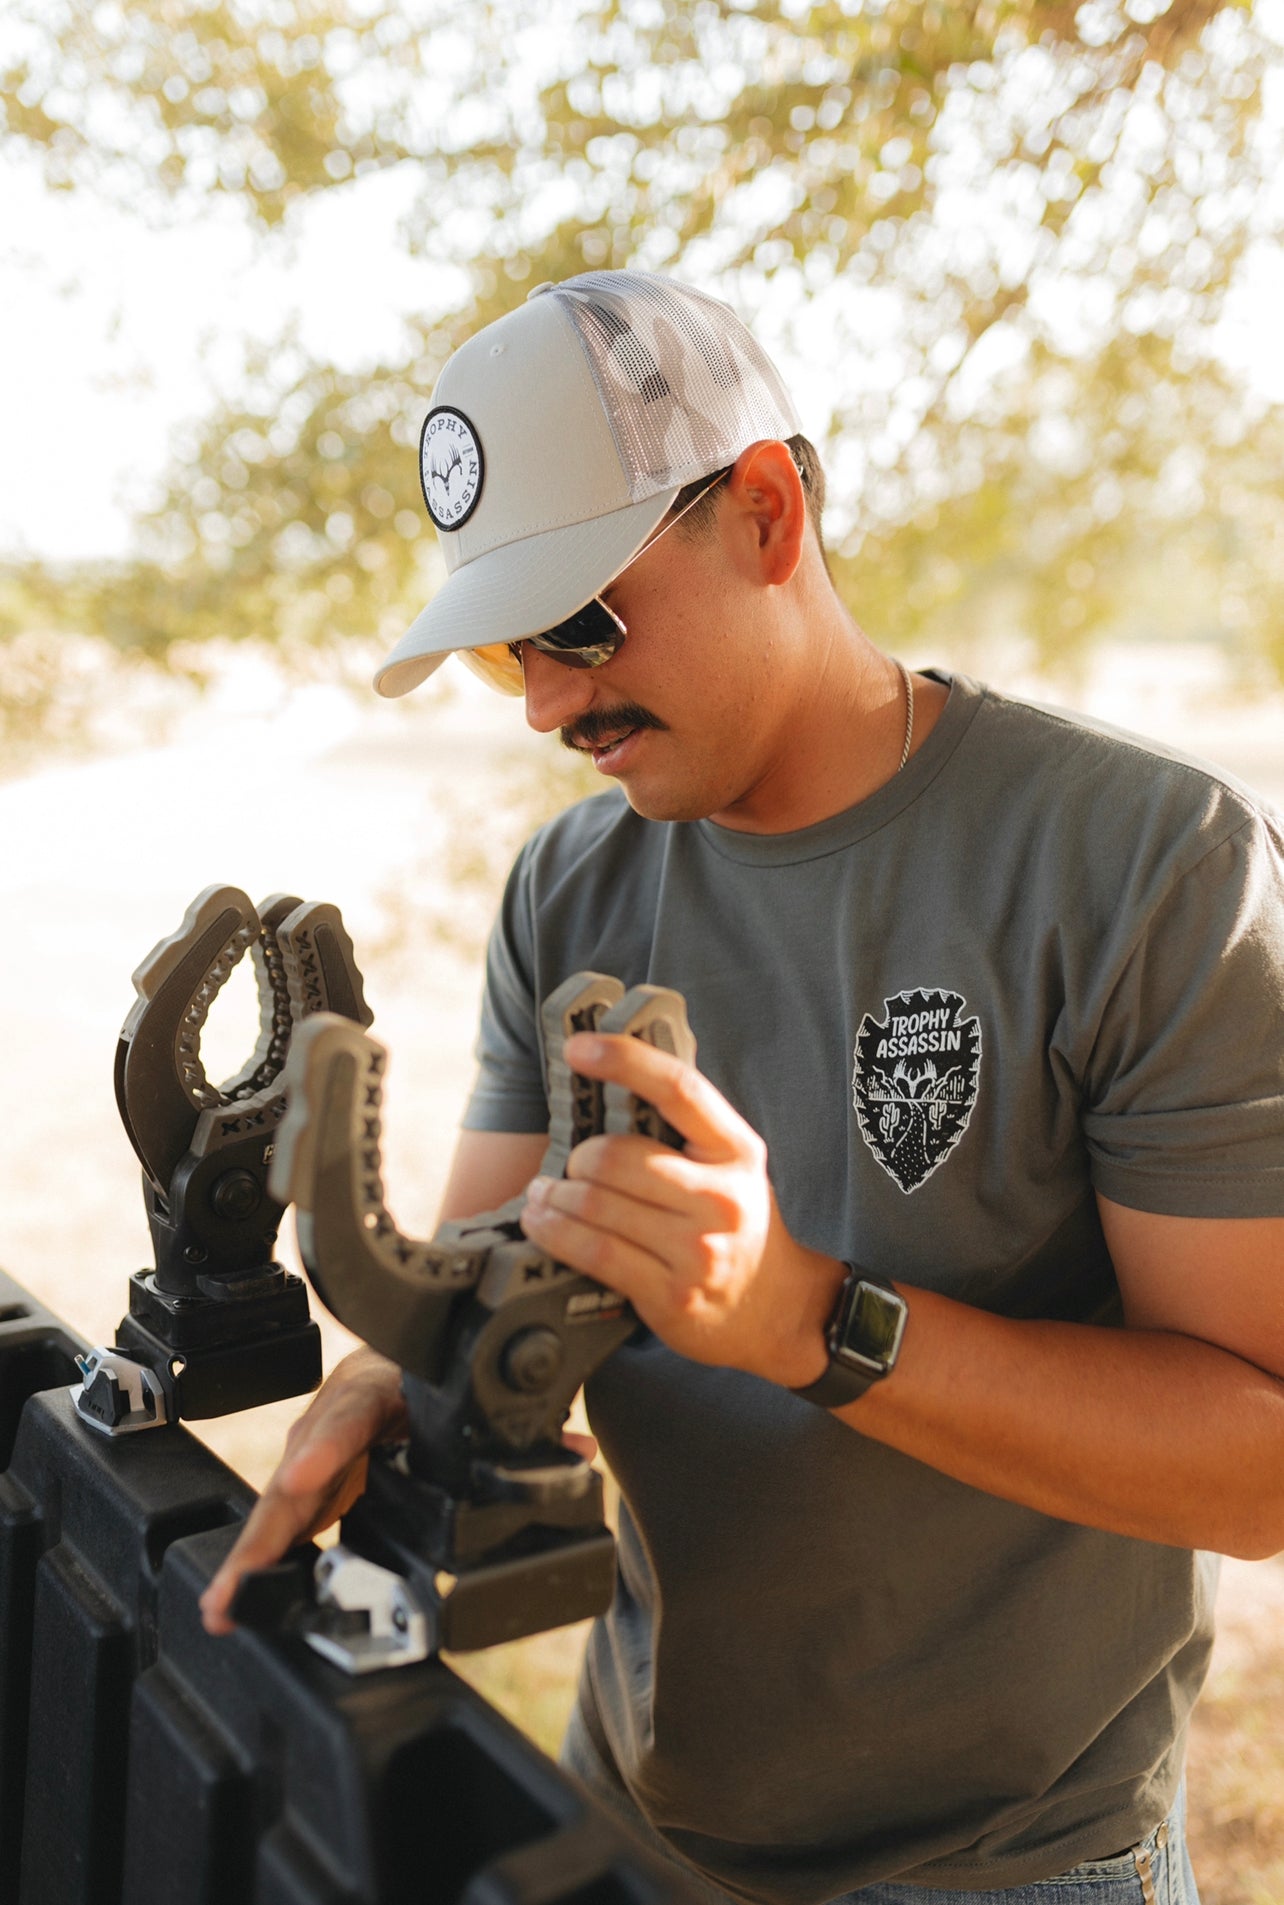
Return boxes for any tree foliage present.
[3,0,1282,687]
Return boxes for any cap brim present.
[374,488,677,698]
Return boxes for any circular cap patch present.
[419,406,484,532]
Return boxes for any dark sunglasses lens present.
[529,599,624,668]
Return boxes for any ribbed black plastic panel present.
[0,1267,689,1904]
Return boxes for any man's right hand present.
[199,1345,409,1635]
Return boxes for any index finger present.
[199,1439,369,1634]
[562,1032,758,1162]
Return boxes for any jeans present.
[560,1705,1202,1905]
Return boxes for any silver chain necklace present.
[893,658,915,773]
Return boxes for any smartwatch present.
[791,1264,908,1408]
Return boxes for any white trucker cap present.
[374,270,801,698]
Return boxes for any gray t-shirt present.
[464,671,1284,1900]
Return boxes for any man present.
[203,271,1284,1904]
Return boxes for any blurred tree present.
[2,0,1281,692]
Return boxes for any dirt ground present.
[2,646,1281,1895]
[1186,1553,1284,1904]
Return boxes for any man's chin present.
[561,719,714,822]
[614,774,712,826]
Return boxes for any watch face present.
[835,1279,907,1374]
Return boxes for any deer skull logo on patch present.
[419,407,484,531]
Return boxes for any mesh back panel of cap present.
[547,272,801,500]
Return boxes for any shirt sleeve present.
[1081,809,1284,1217]
[461,843,551,1134]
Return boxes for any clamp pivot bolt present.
[501,1326,565,1395]
[210,1168,263,1220]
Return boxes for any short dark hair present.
[667,434,827,554]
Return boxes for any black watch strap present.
[791,1264,908,1408]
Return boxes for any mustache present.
[560,703,667,751]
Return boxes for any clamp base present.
[230,1444,617,1668]
[344,1443,617,1654]
[116,1267,322,1419]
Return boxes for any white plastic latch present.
[304,1546,431,1675]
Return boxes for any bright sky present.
[0,152,432,560]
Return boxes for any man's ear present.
[724,439,808,586]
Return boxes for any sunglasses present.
[461,470,728,695]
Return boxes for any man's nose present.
[520,645,600,734]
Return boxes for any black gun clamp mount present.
[72,882,696,1669]
[231,969,695,1671]
[74,885,372,1436]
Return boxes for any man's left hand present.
[519,1030,842,1387]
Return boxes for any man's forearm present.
[848,1286,1284,1559]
